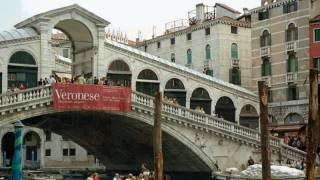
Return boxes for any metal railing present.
[286,41,297,52]
[286,72,298,83]
[260,46,270,57]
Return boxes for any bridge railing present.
[0,85,306,160]
[0,86,51,108]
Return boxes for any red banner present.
[52,83,131,112]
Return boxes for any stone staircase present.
[0,85,306,162]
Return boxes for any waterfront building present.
[136,3,253,89]
[250,0,319,130]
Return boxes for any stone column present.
[186,91,191,109]
[94,25,107,79]
[39,21,54,79]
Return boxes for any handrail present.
[0,85,306,159]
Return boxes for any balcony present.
[285,41,297,52]
[262,76,271,87]
[260,46,271,57]
[286,72,297,83]
[231,58,240,67]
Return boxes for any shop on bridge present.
[215,96,235,123]
[190,88,211,115]
[136,69,160,96]
[8,51,38,89]
[107,60,131,87]
[164,78,186,106]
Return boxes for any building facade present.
[136,3,253,89]
[0,124,103,169]
[250,0,314,126]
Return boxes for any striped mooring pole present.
[11,121,23,180]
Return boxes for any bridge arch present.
[164,78,186,106]
[19,110,214,172]
[215,96,236,123]
[136,69,160,96]
[106,59,132,87]
[239,104,259,130]
[190,87,212,114]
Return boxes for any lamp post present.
[11,121,24,180]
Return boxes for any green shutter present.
[315,29,320,42]
[187,50,192,64]
[206,45,211,60]
[231,44,238,59]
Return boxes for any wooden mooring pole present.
[154,91,163,180]
[306,69,319,180]
[258,81,271,180]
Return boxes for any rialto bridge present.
[0,4,305,172]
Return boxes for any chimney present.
[196,3,205,23]
[261,0,273,6]
[243,8,249,15]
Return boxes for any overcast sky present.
[0,0,260,40]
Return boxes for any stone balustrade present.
[0,85,306,161]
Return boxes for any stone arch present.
[7,50,38,89]
[260,28,271,36]
[136,69,160,96]
[51,19,95,76]
[190,87,212,114]
[20,110,214,172]
[106,59,132,87]
[22,131,41,169]
[1,132,15,167]
[286,21,297,29]
[7,48,39,66]
[239,104,259,130]
[164,78,186,106]
[284,113,304,124]
[215,96,236,123]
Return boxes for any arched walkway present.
[215,97,235,122]
[239,105,259,130]
[8,51,38,89]
[53,19,94,77]
[164,78,186,106]
[284,113,304,124]
[107,60,131,87]
[23,131,41,169]
[1,132,15,167]
[136,69,160,96]
[190,88,211,114]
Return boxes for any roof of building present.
[215,3,241,14]
[15,4,110,29]
[249,0,295,13]
[136,16,250,47]
[0,28,38,42]
[105,39,257,98]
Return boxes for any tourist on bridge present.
[247,156,254,166]
[19,83,26,91]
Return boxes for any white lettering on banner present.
[54,89,100,101]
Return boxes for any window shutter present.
[294,1,298,11]
[283,4,288,13]
[294,28,298,40]
[260,36,264,47]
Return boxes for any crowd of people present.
[282,135,306,151]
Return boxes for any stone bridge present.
[0,86,305,172]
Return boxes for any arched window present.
[215,96,236,122]
[231,43,238,59]
[286,23,298,42]
[205,44,211,60]
[240,105,259,130]
[284,113,304,124]
[107,60,131,87]
[23,131,41,166]
[164,78,186,106]
[287,54,297,72]
[187,49,192,64]
[171,53,175,63]
[262,58,271,76]
[8,51,37,89]
[260,30,271,47]
[136,69,159,96]
[190,88,212,114]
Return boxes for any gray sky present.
[0,0,260,40]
